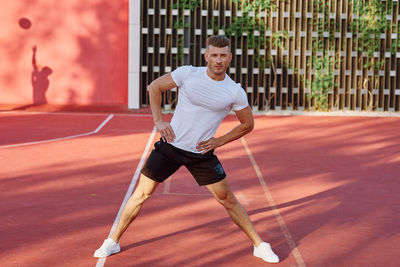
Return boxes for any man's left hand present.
[196,137,220,154]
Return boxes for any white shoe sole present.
[94,247,120,258]
[253,243,280,263]
[254,253,280,263]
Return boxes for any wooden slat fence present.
[140,0,400,112]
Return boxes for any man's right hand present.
[155,121,175,142]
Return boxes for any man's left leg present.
[206,178,279,263]
[206,178,262,245]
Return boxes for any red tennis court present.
[1,111,399,267]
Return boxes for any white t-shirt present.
[169,66,249,153]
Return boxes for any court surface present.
[1,111,399,267]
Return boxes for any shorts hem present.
[140,169,166,183]
[197,174,226,186]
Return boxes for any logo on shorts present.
[214,163,225,175]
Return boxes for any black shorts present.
[141,139,226,186]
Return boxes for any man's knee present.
[207,179,238,208]
[214,189,238,209]
[132,190,152,204]
[132,174,158,204]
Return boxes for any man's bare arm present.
[148,73,177,142]
[196,106,254,154]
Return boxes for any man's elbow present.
[244,121,254,134]
[147,82,155,93]
[148,82,160,95]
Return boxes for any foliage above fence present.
[140,0,400,112]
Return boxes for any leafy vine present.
[349,0,397,110]
[169,0,399,111]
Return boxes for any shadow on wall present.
[4,1,128,110]
[31,45,52,104]
[76,0,128,105]
[13,44,53,111]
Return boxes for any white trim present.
[0,110,153,117]
[95,127,156,267]
[0,115,114,149]
[128,0,141,109]
[241,137,306,267]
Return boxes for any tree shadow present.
[2,115,400,266]
[244,116,400,266]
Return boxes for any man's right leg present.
[111,174,159,242]
[94,174,158,258]
[95,140,183,258]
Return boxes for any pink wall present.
[0,0,129,107]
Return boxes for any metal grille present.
[140,0,400,112]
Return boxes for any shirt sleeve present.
[171,65,192,87]
[232,86,249,111]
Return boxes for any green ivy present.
[172,0,201,62]
[227,0,278,52]
[172,0,200,10]
[307,55,338,111]
[169,0,398,111]
[349,0,396,110]
[224,0,284,108]
[304,0,338,110]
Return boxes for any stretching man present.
[94,35,279,263]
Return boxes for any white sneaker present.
[253,242,280,263]
[94,238,121,258]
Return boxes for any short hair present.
[206,35,230,51]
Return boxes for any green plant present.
[305,0,338,111]
[307,55,337,111]
[224,0,284,108]
[167,0,398,111]
[349,0,396,110]
[172,0,200,10]
[227,0,278,50]
[172,0,201,62]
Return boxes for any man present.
[94,35,279,263]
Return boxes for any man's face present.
[204,45,232,76]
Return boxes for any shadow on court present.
[0,113,399,266]
[243,116,400,266]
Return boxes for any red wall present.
[0,0,129,107]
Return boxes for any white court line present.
[0,114,114,149]
[163,177,171,194]
[0,110,153,117]
[96,127,156,267]
[241,137,306,267]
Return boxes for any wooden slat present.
[139,0,399,112]
[395,0,400,111]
